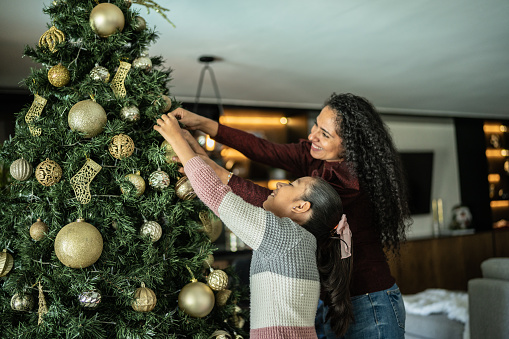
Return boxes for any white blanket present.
[403,288,469,339]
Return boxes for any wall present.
[383,115,461,239]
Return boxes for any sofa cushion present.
[481,257,509,281]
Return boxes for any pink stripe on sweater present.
[250,326,317,339]
[184,156,232,215]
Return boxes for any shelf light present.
[219,116,288,126]
[484,124,508,133]
[491,200,509,208]
[205,135,215,151]
[486,149,509,158]
[488,174,501,183]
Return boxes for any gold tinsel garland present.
[132,0,175,27]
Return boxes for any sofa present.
[468,257,509,339]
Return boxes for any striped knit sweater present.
[185,156,320,339]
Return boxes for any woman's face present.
[308,106,344,162]
[263,177,313,219]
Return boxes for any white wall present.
[383,115,461,239]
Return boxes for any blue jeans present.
[315,283,406,339]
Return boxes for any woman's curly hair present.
[325,93,412,251]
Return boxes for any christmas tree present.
[0,1,247,338]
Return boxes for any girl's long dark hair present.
[301,177,354,337]
[325,93,412,252]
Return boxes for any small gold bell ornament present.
[54,219,103,268]
[132,282,157,312]
[0,249,14,277]
[178,268,215,318]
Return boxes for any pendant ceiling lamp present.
[194,55,224,118]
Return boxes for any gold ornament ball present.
[134,16,146,32]
[148,169,170,190]
[120,105,140,122]
[140,220,162,242]
[30,218,49,241]
[0,249,14,278]
[160,95,172,113]
[210,330,232,339]
[132,283,157,312]
[10,158,32,181]
[175,176,196,200]
[35,158,62,186]
[199,211,223,242]
[122,172,146,196]
[207,269,228,291]
[133,56,152,72]
[215,289,232,307]
[90,65,110,82]
[48,63,70,87]
[54,219,103,268]
[109,134,135,159]
[68,100,107,138]
[11,293,35,312]
[90,3,125,38]
[178,280,215,318]
[78,289,102,308]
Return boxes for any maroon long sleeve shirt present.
[214,124,395,296]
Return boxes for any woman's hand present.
[171,108,219,137]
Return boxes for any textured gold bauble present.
[68,99,107,138]
[175,176,196,200]
[207,269,228,291]
[90,65,110,82]
[210,330,232,339]
[78,289,102,308]
[140,220,162,242]
[0,249,14,277]
[30,218,49,241]
[109,134,135,159]
[120,105,140,122]
[178,280,215,318]
[161,140,178,163]
[160,95,172,113]
[132,56,152,72]
[134,16,146,32]
[199,211,223,242]
[89,3,125,38]
[11,293,35,312]
[132,282,157,312]
[35,158,62,186]
[10,158,32,181]
[38,25,65,53]
[122,172,145,196]
[148,169,170,190]
[54,219,103,268]
[48,63,70,87]
[215,289,232,307]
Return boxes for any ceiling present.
[1,0,508,119]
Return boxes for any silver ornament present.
[120,105,140,122]
[148,170,170,190]
[90,65,110,82]
[133,56,152,72]
[10,158,32,181]
[11,293,35,312]
[78,289,102,308]
[140,221,162,242]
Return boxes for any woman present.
[154,113,353,338]
[172,92,412,338]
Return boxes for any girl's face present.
[308,106,344,162]
[263,177,313,219]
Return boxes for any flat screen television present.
[399,152,434,215]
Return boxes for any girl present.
[154,113,353,338]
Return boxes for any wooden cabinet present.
[387,229,509,294]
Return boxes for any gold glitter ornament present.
[133,54,152,72]
[160,95,172,113]
[0,249,14,277]
[215,289,232,307]
[25,94,47,136]
[175,176,196,200]
[178,279,215,318]
[199,211,223,242]
[10,158,32,181]
[122,171,145,196]
[11,293,35,312]
[54,219,103,268]
[132,282,157,312]
[134,16,146,32]
[70,158,102,204]
[89,3,125,38]
[78,289,102,308]
[68,99,107,138]
[110,61,131,98]
[90,65,110,82]
[38,25,65,53]
[206,268,228,291]
[30,219,49,241]
[161,140,178,163]
[35,158,62,186]
[48,63,70,87]
[108,134,135,159]
[140,220,162,242]
[148,169,170,190]
[120,105,140,122]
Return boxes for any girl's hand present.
[171,107,219,137]
[154,113,181,142]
